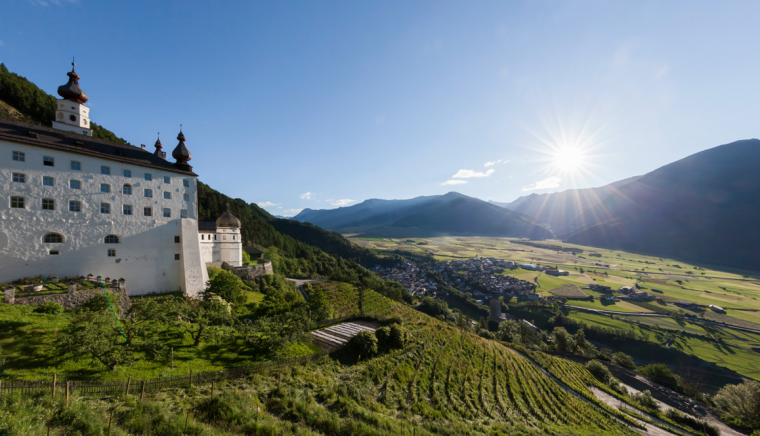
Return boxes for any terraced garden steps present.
[310,320,381,350]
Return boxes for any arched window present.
[104,235,120,244]
[123,184,132,195]
[44,233,64,243]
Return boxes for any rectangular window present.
[100,184,110,193]
[71,161,81,171]
[69,201,81,212]
[174,254,180,260]
[43,176,54,186]
[180,209,188,218]
[101,203,110,214]
[12,151,25,162]
[70,180,81,189]
[123,169,131,178]
[11,196,24,208]
[144,206,152,217]
[144,173,152,181]
[123,204,133,215]
[163,208,171,218]
[183,179,190,187]
[183,193,189,201]
[49,250,60,255]
[164,176,170,184]
[174,236,181,243]
[144,189,153,197]
[42,198,55,210]
[12,173,25,183]
[163,192,171,199]
[108,249,116,257]
[43,156,55,167]
[101,166,110,175]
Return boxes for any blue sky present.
[2,1,760,216]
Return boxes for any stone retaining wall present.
[12,287,132,313]
[227,260,274,280]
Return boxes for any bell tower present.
[52,60,93,136]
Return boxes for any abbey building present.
[0,62,242,296]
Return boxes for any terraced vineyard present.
[314,281,412,321]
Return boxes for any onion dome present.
[153,136,163,156]
[57,61,89,104]
[172,128,192,163]
[216,205,241,228]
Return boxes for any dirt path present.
[286,278,326,301]
[588,386,681,436]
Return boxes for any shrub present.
[205,269,246,306]
[375,326,391,345]
[388,324,409,348]
[631,390,659,411]
[585,360,612,384]
[385,315,403,325]
[349,330,378,358]
[611,351,637,370]
[418,297,449,317]
[33,301,63,315]
[714,380,760,429]
[665,409,720,436]
[639,364,680,391]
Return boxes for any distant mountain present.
[566,139,760,271]
[293,192,553,239]
[489,176,641,235]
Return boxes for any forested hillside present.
[0,63,126,143]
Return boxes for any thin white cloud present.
[282,208,303,216]
[485,161,496,167]
[257,201,279,207]
[442,179,467,185]
[300,192,312,200]
[331,199,355,207]
[522,176,562,192]
[453,168,494,179]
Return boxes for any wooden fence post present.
[107,409,113,436]
[139,381,145,401]
[189,370,193,388]
[52,374,56,398]
[0,380,3,399]
[211,381,214,398]
[125,376,131,397]
[66,382,70,408]
[185,409,190,432]
[171,348,174,369]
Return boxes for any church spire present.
[172,125,193,171]
[57,59,89,104]
[153,134,163,156]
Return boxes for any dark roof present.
[216,207,241,228]
[0,118,197,176]
[57,63,88,104]
[244,246,264,254]
[198,221,217,231]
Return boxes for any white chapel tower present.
[52,60,92,136]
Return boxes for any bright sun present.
[553,146,586,172]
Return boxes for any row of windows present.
[9,197,188,218]
[10,174,191,201]
[42,233,182,259]
[12,151,191,187]
[200,234,236,241]
[48,248,180,259]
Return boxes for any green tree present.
[205,270,246,307]
[585,360,612,384]
[553,327,573,353]
[306,284,330,323]
[349,330,378,359]
[714,380,760,428]
[388,324,410,349]
[611,352,637,370]
[165,298,235,347]
[59,302,133,371]
[639,364,680,391]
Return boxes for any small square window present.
[13,151,26,162]
[43,176,54,186]
[43,156,55,167]
[123,205,133,215]
[183,194,189,201]
[163,208,171,218]
[164,176,170,184]
[69,201,81,212]
[108,249,116,257]
[144,173,152,181]
[174,236,181,243]
[144,207,152,217]
[71,161,81,171]
[101,166,111,175]
[70,180,81,189]
[144,189,153,198]
[12,173,25,183]
[174,254,180,260]
[163,192,171,199]
[183,179,190,187]
[180,209,188,218]
[101,203,111,214]
[101,184,110,193]
[11,196,25,208]
[50,250,60,255]
[123,184,132,195]
[42,198,55,210]
[123,169,132,178]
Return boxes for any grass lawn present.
[669,335,760,381]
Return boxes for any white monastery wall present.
[180,219,209,297]
[0,139,199,295]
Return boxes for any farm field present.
[564,298,649,313]
[352,236,760,330]
[669,335,760,381]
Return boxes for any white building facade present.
[198,209,243,268]
[0,63,213,296]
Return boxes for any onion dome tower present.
[153,136,164,158]
[215,204,243,267]
[52,59,92,136]
[172,127,193,171]
[216,204,241,228]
